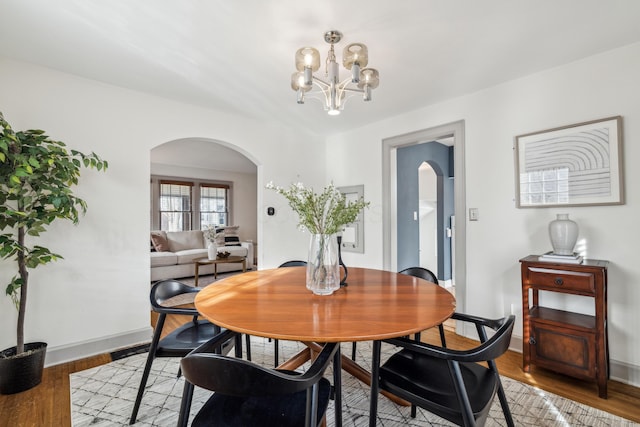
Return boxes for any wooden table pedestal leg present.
[304,342,409,407]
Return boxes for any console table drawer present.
[526,266,595,294]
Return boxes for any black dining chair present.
[270,260,308,366]
[129,279,236,425]
[398,266,447,345]
[370,313,516,426]
[178,329,340,427]
[278,260,308,267]
[351,266,441,361]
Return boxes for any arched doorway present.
[150,138,258,261]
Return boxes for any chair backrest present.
[181,340,338,397]
[150,279,200,315]
[447,314,515,363]
[385,314,515,364]
[468,314,515,362]
[399,266,438,284]
[278,260,307,268]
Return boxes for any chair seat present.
[155,320,221,358]
[380,350,498,423]
[192,376,332,427]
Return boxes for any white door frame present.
[382,120,466,314]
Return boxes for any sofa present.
[150,228,254,282]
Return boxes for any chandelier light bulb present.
[304,53,314,67]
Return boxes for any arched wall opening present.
[149,137,260,265]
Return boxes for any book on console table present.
[538,251,583,264]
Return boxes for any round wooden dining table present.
[195,266,456,342]
[194,266,456,426]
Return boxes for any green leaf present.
[28,157,40,168]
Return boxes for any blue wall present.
[397,142,454,280]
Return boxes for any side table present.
[520,255,609,398]
[193,256,246,286]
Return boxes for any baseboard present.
[44,327,152,367]
[609,358,640,387]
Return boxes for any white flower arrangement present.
[203,225,222,243]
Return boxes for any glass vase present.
[306,233,340,295]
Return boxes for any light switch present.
[469,208,479,221]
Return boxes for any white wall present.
[151,163,258,244]
[2,41,639,385]
[326,42,640,385]
[0,57,325,364]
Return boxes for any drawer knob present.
[529,337,536,345]
[554,277,564,286]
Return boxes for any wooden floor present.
[1,319,639,427]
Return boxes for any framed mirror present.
[338,185,365,253]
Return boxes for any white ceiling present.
[2,0,640,143]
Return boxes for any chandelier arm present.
[336,77,364,93]
[340,87,365,94]
[311,77,331,89]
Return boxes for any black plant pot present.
[0,342,47,394]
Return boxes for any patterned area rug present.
[70,337,637,427]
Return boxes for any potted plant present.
[0,112,107,394]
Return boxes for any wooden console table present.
[520,255,609,398]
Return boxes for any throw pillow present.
[150,231,169,252]
[215,225,241,246]
[224,235,241,246]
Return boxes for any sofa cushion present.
[167,230,205,252]
[218,245,248,258]
[175,249,209,265]
[150,231,169,252]
[150,251,178,267]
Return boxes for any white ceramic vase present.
[207,241,217,260]
[548,214,579,255]
[306,234,340,295]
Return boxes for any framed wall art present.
[515,116,623,208]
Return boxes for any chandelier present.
[291,30,380,116]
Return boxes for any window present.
[152,176,232,231]
[159,181,192,231]
[200,183,229,228]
